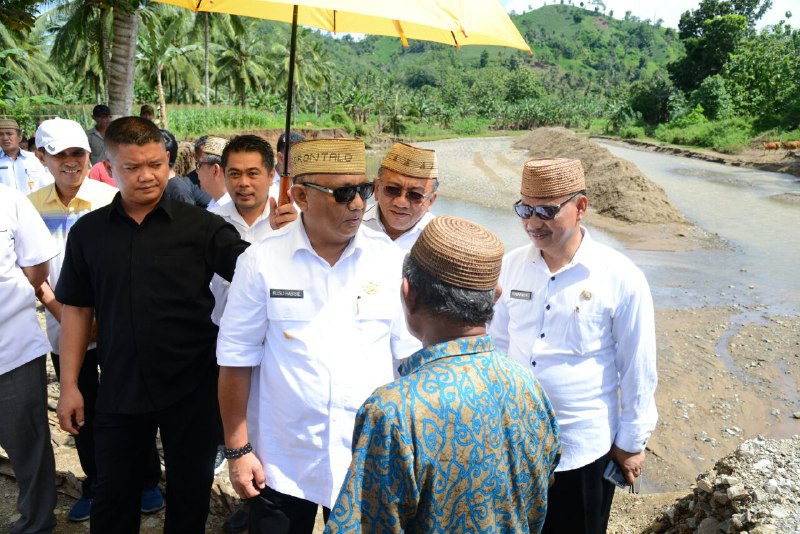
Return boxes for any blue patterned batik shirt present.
[326,335,561,533]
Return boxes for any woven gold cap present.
[410,216,504,291]
[0,118,20,130]
[203,136,228,157]
[381,142,438,180]
[290,138,365,179]
[521,158,585,198]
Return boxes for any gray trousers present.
[0,356,57,534]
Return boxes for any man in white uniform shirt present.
[362,142,438,252]
[0,118,52,192]
[211,134,299,532]
[0,184,59,534]
[217,138,419,534]
[210,134,299,323]
[197,136,231,211]
[489,158,657,533]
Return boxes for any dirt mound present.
[513,128,687,224]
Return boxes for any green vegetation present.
[611,0,800,153]
[0,1,797,150]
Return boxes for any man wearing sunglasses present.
[362,142,438,252]
[217,138,420,534]
[489,158,657,533]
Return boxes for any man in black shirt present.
[55,117,249,533]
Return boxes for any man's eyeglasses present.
[513,190,585,221]
[303,182,374,204]
[381,184,434,204]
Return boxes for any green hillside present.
[319,4,684,98]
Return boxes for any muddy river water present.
[371,138,800,314]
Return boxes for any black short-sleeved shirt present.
[55,193,249,414]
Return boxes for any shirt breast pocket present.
[0,227,16,275]
[570,311,612,355]
[266,296,319,342]
[355,294,394,347]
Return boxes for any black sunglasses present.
[381,184,433,204]
[303,182,374,204]
[513,190,585,220]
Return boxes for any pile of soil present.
[513,128,686,224]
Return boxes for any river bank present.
[593,136,800,180]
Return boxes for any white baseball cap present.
[35,118,91,155]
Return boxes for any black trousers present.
[52,350,161,498]
[248,485,330,534]
[90,370,219,534]
[542,453,616,534]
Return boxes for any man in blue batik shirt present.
[326,216,561,533]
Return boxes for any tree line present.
[1,1,797,148]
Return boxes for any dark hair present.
[92,104,111,118]
[222,134,275,171]
[160,129,178,168]
[105,116,164,155]
[194,135,208,153]
[140,104,155,115]
[402,254,495,325]
[276,131,305,153]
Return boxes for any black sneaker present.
[214,445,227,476]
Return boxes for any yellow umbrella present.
[157,0,530,51]
[153,0,531,203]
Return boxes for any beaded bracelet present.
[223,442,253,459]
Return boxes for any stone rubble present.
[647,436,800,533]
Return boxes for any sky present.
[501,0,797,29]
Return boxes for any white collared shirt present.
[217,221,420,508]
[209,201,276,325]
[206,192,231,212]
[0,184,59,375]
[27,179,118,352]
[362,203,434,253]
[489,228,657,471]
[0,149,53,193]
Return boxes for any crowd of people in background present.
[0,106,657,534]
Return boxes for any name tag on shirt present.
[270,289,304,299]
[510,290,532,300]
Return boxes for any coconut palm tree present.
[46,0,145,114]
[191,12,245,108]
[214,19,270,107]
[270,28,334,120]
[0,19,59,99]
[137,6,202,127]
[47,1,111,103]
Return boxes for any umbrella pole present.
[279,4,299,205]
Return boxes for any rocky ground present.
[2,130,799,532]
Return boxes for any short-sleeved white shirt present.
[0,149,53,193]
[208,201,277,325]
[0,184,59,375]
[362,203,433,253]
[217,220,420,508]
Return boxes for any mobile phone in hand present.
[603,460,628,489]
